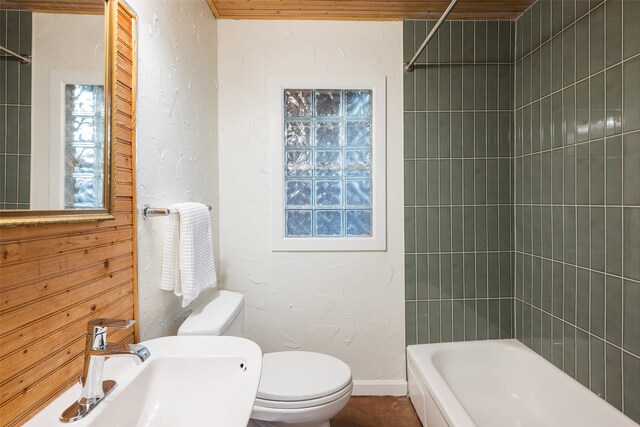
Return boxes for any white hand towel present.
[160,202,217,307]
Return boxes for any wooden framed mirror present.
[0,0,118,226]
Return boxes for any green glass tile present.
[464,299,477,341]
[428,301,441,343]
[576,329,590,387]
[541,95,552,152]
[624,56,640,133]
[427,68,439,111]
[564,206,577,263]
[576,267,590,330]
[551,91,563,148]
[532,307,542,354]
[487,65,498,110]
[453,299,464,341]
[576,0,589,18]
[451,159,462,205]
[606,275,622,346]
[462,112,474,157]
[543,206,553,258]
[541,311,552,361]
[464,252,475,298]
[563,26,575,87]
[606,207,623,277]
[523,204,532,252]
[516,61,523,109]
[590,336,605,398]
[403,21,415,62]
[428,254,440,299]
[451,21,463,62]
[624,208,640,282]
[500,252,512,297]
[591,271,605,338]
[405,254,417,300]
[590,210,605,273]
[427,159,439,205]
[540,1,552,43]
[500,299,512,339]
[577,208,590,268]
[531,50,541,102]
[590,139,605,205]
[415,67,426,112]
[523,105,532,155]
[499,65,512,111]
[590,4,605,74]
[564,265,577,323]
[405,301,417,346]
[563,85,576,145]
[476,252,488,298]
[404,207,416,253]
[415,112,427,158]
[564,323,576,377]
[542,151,551,203]
[451,207,463,252]
[438,66,451,110]
[623,353,640,423]
[590,72,605,139]
[606,136,622,204]
[463,159,474,206]
[462,66,475,110]
[450,112,462,158]
[452,253,464,299]
[552,317,564,369]
[490,299,500,340]
[499,21,512,63]
[532,101,541,153]
[488,252,499,295]
[417,254,429,300]
[440,300,452,343]
[576,80,590,143]
[462,21,474,62]
[542,259,553,312]
[551,0,564,37]
[475,65,487,110]
[523,55,531,106]
[553,206,563,261]
[475,21,487,62]
[531,2,541,51]
[605,64,623,136]
[532,256,542,307]
[475,112,487,158]
[451,65,463,111]
[415,21,427,63]
[426,21,438,63]
[624,279,640,355]
[5,107,18,154]
[605,0,622,67]
[438,113,451,158]
[486,21,499,63]
[487,159,498,205]
[563,0,575,28]
[477,299,488,341]
[606,344,623,411]
[418,301,429,343]
[416,207,427,253]
[427,112,439,157]
[17,155,30,204]
[624,132,640,205]
[624,0,640,59]
[414,160,425,205]
[4,155,18,203]
[439,21,451,63]
[575,16,590,82]
[404,112,416,158]
[576,144,590,204]
[486,112,498,158]
[18,107,30,155]
[441,254,452,299]
[522,8,532,56]
[499,205,512,251]
[427,206,439,252]
[403,69,415,111]
[440,206,451,252]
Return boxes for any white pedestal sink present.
[25,336,262,427]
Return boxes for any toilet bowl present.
[177,290,353,427]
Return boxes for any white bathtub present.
[407,339,636,427]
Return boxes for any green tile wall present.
[0,10,32,210]
[514,0,640,422]
[404,20,514,346]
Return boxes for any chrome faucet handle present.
[87,318,135,334]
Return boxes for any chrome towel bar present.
[142,204,212,220]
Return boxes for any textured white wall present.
[132,0,219,340]
[217,20,406,392]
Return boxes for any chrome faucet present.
[60,319,151,423]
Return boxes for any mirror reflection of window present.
[63,84,104,209]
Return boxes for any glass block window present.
[64,84,105,209]
[284,89,373,238]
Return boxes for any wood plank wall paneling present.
[207,0,536,20]
[0,1,137,426]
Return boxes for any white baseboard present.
[352,380,407,396]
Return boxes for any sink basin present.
[25,336,262,427]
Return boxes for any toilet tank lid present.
[178,290,244,336]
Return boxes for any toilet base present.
[247,419,330,427]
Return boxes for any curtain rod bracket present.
[404,0,458,73]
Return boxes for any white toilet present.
[177,290,353,427]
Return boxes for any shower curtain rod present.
[0,45,31,64]
[404,0,458,72]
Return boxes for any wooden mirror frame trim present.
[0,0,118,226]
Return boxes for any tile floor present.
[331,396,422,426]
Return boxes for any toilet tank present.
[177,290,245,337]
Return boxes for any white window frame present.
[269,75,387,252]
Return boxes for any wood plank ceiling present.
[0,0,104,14]
[206,0,536,21]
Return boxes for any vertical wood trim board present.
[0,2,138,426]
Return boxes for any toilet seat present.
[253,351,353,410]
